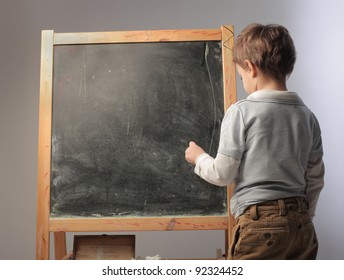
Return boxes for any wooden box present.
[72,235,135,260]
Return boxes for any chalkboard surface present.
[50,41,225,217]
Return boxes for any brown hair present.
[233,23,296,80]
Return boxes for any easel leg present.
[226,183,236,260]
[54,232,67,260]
[225,230,229,259]
[36,227,50,259]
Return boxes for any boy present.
[185,23,324,259]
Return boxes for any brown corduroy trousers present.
[229,197,318,260]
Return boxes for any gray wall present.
[1,0,343,259]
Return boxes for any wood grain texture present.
[54,29,222,45]
[221,25,236,110]
[36,30,54,260]
[49,216,229,232]
[221,25,237,259]
[54,232,67,260]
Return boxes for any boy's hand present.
[185,141,205,166]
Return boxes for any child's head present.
[233,23,296,82]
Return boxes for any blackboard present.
[50,41,226,217]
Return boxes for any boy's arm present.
[185,141,240,186]
[305,155,325,218]
[194,152,240,187]
[185,105,243,187]
[306,114,325,219]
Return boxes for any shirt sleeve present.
[305,155,324,218]
[217,104,246,160]
[194,153,240,186]
[305,115,325,218]
[193,104,244,186]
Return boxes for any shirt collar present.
[247,89,305,105]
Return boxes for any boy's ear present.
[244,60,258,78]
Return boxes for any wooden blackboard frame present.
[36,26,236,260]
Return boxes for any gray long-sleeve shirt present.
[195,90,324,219]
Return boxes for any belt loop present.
[278,199,286,216]
[250,204,259,220]
[296,197,304,213]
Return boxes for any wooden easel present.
[36,26,236,260]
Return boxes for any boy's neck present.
[256,75,288,92]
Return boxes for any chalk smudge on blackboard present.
[204,43,217,154]
[78,50,87,103]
